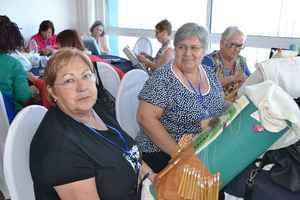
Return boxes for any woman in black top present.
[30,48,153,200]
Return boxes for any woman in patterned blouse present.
[202,26,251,102]
[137,23,226,172]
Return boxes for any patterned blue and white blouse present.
[137,64,225,153]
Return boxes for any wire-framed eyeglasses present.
[54,71,96,89]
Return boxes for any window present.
[117,0,208,30]
[106,0,208,57]
[102,0,300,66]
[212,0,300,37]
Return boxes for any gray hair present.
[174,23,208,51]
[221,26,246,42]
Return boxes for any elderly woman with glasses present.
[203,26,251,102]
[30,48,154,200]
[137,23,226,172]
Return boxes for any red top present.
[30,33,57,51]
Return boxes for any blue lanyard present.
[188,80,204,104]
[187,80,209,116]
[86,124,141,174]
[87,124,130,154]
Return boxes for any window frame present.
[97,0,300,54]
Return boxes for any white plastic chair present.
[96,62,121,98]
[133,37,153,57]
[115,69,149,139]
[0,91,9,198]
[4,105,47,200]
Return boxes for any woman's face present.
[41,28,53,40]
[92,25,104,37]
[220,32,245,60]
[155,29,168,43]
[48,56,97,116]
[174,36,204,71]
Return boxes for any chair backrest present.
[83,36,101,56]
[133,37,153,56]
[0,91,9,198]
[96,62,121,98]
[4,105,47,200]
[115,69,149,139]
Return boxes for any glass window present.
[117,0,208,29]
[212,0,300,37]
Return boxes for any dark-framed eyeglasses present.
[226,41,245,50]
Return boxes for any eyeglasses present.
[176,44,204,53]
[54,71,96,89]
[226,40,245,50]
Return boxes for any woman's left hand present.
[148,171,157,182]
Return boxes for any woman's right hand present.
[137,54,147,63]
[40,48,53,56]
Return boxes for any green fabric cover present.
[195,100,286,188]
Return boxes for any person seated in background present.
[137,19,174,71]
[28,20,57,56]
[0,15,38,120]
[202,26,251,102]
[56,29,124,79]
[137,23,226,172]
[30,48,154,200]
[90,20,110,54]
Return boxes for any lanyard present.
[187,80,209,116]
[86,124,141,174]
[87,124,130,155]
[188,80,203,104]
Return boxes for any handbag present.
[93,62,116,119]
[259,140,300,192]
[223,140,300,200]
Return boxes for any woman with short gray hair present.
[221,26,246,42]
[137,23,225,172]
[203,26,251,102]
[174,22,209,52]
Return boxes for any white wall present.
[0,0,77,41]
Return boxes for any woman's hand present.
[40,48,53,56]
[137,54,148,63]
[140,161,156,182]
[148,171,157,182]
[235,73,246,84]
[27,72,39,83]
